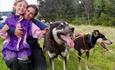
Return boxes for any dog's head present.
[49,21,74,47]
[50,21,74,35]
[92,30,112,51]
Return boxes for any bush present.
[71,13,115,26]
[91,13,115,26]
[71,17,87,25]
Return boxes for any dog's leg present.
[85,51,89,70]
[61,49,67,70]
[50,58,55,70]
[48,51,55,70]
[78,50,82,70]
[62,56,67,70]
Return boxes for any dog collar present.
[88,33,94,47]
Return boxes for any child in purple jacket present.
[0,0,46,70]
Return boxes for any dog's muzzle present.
[97,38,112,51]
[61,35,74,48]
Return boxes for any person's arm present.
[0,22,22,37]
[0,22,17,35]
[0,24,9,32]
[33,19,48,30]
[31,23,47,39]
[0,24,9,39]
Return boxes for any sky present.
[0,0,38,12]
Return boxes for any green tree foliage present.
[92,0,115,26]
[38,0,77,22]
[91,13,115,26]
[37,0,115,26]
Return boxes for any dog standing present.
[74,30,112,70]
[44,21,74,70]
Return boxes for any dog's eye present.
[60,24,65,28]
[102,36,107,40]
[56,24,64,29]
[99,34,107,40]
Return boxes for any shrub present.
[71,17,87,25]
[71,13,115,26]
[91,13,115,26]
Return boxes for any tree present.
[38,0,77,22]
[75,0,94,24]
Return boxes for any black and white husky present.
[44,21,74,70]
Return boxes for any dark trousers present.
[5,58,32,70]
[18,59,32,70]
[5,58,19,70]
[30,44,47,70]
[27,36,47,70]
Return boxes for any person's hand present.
[1,24,9,32]
[15,24,23,37]
[43,29,49,35]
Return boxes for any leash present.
[73,32,88,50]
[73,32,84,40]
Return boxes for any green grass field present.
[0,25,115,70]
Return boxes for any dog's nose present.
[110,41,113,44]
[108,40,113,44]
[71,27,74,31]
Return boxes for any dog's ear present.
[93,30,100,37]
[49,22,58,30]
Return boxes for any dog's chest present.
[49,40,66,54]
[44,31,66,53]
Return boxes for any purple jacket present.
[2,14,32,59]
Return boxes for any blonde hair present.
[14,0,28,6]
[13,0,28,15]
[15,0,25,1]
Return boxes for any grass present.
[0,25,115,70]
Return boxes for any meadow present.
[0,25,115,70]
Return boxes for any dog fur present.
[44,21,74,70]
[74,30,112,70]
